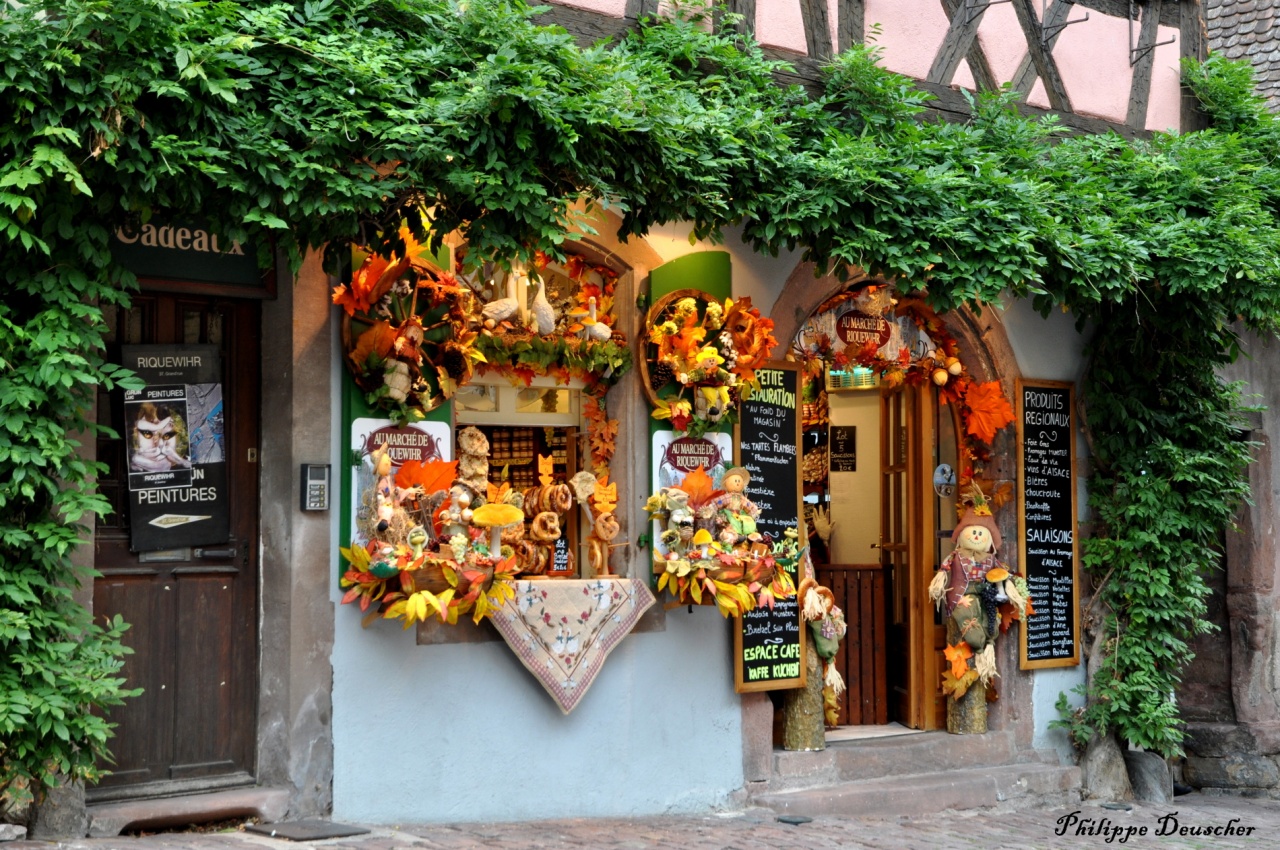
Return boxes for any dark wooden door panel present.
[92,293,260,798]
[92,574,175,787]
[817,563,887,726]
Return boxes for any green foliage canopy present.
[4,0,1280,803]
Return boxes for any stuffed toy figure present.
[929,492,1027,688]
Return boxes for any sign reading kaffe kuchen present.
[122,345,230,551]
[1017,379,1081,669]
[734,362,806,692]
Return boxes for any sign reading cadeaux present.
[1017,379,1081,669]
[122,345,228,551]
[733,361,806,692]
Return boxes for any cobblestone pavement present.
[8,793,1280,850]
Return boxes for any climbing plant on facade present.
[5,0,1280,808]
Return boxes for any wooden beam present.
[837,0,865,52]
[624,0,660,20]
[532,5,1148,139]
[932,0,999,91]
[1126,0,1162,128]
[1180,0,1206,132]
[1011,0,1072,111]
[1012,0,1074,95]
[799,0,834,62]
[1075,0,1179,26]
[729,0,757,39]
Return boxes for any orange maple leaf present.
[593,480,618,514]
[537,454,555,487]
[349,320,398,368]
[964,381,1016,445]
[669,310,707,363]
[396,459,457,495]
[676,465,724,511]
[943,641,974,679]
[487,479,512,505]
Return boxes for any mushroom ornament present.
[471,502,525,559]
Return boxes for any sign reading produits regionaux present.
[1017,379,1080,669]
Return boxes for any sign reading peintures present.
[734,362,806,692]
[122,345,229,552]
[1017,379,1080,669]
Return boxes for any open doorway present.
[794,286,962,731]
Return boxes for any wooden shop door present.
[881,384,941,730]
[91,292,260,800]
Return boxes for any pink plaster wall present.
[540,0,1182,131]
[755,0,838,55]
[552,0,626,16]
[864,0,953,82]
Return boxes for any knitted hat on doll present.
[950,484,1002,552]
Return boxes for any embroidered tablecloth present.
[491,578,655,714]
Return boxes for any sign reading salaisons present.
[122,344,229,551]
[1017,379,1081,669]
[734,361,806,692]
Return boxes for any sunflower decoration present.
[335,226,483,421]
[644,291,779,438]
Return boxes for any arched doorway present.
[781,271,1012,731]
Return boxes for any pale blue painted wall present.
[329,577,744,823]
[997,296,1090,762]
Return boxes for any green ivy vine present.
[4,0,1280,807]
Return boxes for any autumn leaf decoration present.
[941,641,980,698]
[537,454,555,487]
[395,459,457,496]
[675,465,724,511]
[963,381,1016,446]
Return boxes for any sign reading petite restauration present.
[734,362,806,692]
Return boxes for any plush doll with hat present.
[929,484,1028,690]
[798,577,848,724]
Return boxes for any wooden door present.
[815,562,887,725]
[881,384,939,730]
[91,293,260,800]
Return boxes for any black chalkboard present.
[733,362,806,692]
[829,425,856,473]
[1017,380,1080,669]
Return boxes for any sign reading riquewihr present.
[122,345,229,551]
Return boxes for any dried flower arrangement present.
[642,290,779,439]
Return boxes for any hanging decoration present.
[641,289,779,439]
[644,465,798,616]
[336,236,631,434]
[791,284,1015,466]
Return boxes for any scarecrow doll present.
[929,485,1030,733]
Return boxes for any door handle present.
[194,547,237,559]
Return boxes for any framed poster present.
[1017,379,1081,669]
[733,361,806,692]
[121,344,228,551]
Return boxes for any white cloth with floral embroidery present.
[491,578,655,714]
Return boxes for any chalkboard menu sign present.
[1017,379,1080,669]
[733,362,806,692]
[829,425,857,473]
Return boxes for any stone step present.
[769,730,1023,791]
[752,762,1082,819]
